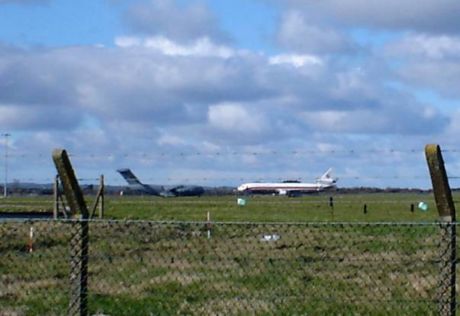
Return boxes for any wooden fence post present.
[52,149,88,219]
[90,174,105,219]
[52,149,89,316]
[425,144,456,316]
[53,175,59,219]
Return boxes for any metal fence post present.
[52,149,89,316]
[99,174,104,219]
[425,144,456,316]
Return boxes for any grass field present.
[0,191,446,222]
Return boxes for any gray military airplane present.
[117,168,205,197]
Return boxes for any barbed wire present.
[4,147,460,159]
[2,147,459,185]
[5,175,460,185]
[1,175,444,184]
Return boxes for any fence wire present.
[1,220,457,315]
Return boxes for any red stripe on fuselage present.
[245,186,319,191]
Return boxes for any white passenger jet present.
[237,168,337,197]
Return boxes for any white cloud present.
[157,134,186,146]
[280,0,460,34]
[115,36,235,58]
[0,27,453,187]
[384,34,460,98]
[0,104,82,130]
[0,38,448,139]
[269,54,323,67]
[277,10,354,54]
[300,101,447,135]
[123,0,228,43]
[114,37,142,48]
[445,110,460,140]
[208,102,266,133]
[386,34,460,59]
[303,110,347,128]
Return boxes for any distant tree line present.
[0,184,439,197]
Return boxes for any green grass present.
[97,192,441,222]
[0,192,446,222]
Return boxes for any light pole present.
[2,133,10,198]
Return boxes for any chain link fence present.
[1,220,457,315]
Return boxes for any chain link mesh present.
[1,221,71,315]
[1,220,457,315]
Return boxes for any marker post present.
[206,211,211,239]
[28,226,34,253]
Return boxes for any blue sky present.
[0,1,121,46]
[1,0,460,189]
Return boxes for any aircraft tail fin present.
[117,168,163,195]
[317,168,337,185]
[117,168,143,186]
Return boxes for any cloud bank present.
[1,0,459,187]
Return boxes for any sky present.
[1,0,460,189]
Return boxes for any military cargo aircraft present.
[117,168,205,197]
